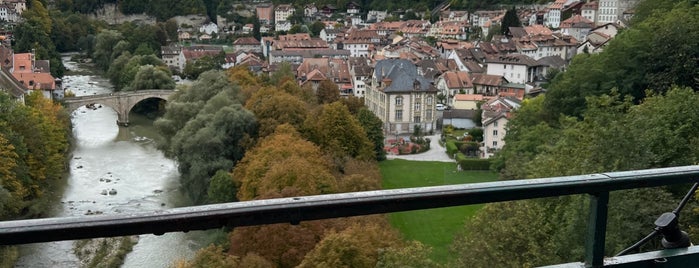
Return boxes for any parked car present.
[436,103,446,111]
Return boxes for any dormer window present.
[413,80,420,90]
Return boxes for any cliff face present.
[88,3,156,25]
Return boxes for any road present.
[385,134,455,162]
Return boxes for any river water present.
[15,56,206,267]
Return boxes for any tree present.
[92,30,125,71]
[303,102,375,161]
[298,222,402,268]
[155,71,257,203]
[501,6,521,36]
[233,124,337,201]
[207,170,237,203]
[316,79,340,104]
[244,87,309,138]
[356,108,386,160]
[376,241,441,268]
[309,21,325,37]
[124,65,175,91]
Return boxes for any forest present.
[0,92,72,267]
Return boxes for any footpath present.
[385,134,455,163]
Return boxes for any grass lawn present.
[379,159,499,263]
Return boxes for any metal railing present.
[3,166,699,267]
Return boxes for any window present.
[493,141,498,147]
[494,121,498,127]
[414,102,421,111]
[395,110,403,121]
[427,96,433,105]
[413,116,421,123]
[426,110,432,121]
[493,130,498,136]
[396,97,402,106]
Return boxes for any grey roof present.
[536,55,566,69]
[373,59,435,93]
[443,109,477,119]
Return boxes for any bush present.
[455,155,491,170]
[446,141,458,158]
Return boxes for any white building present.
[274,4,295,32]
[199,22,219,35]
[597,0,640,25]
[481,96,521,158]
[546,0,566,28]
[485,54,538,84]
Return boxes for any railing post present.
[585,192,609,268]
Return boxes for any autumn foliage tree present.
[302,102,375,162]
[244,87,309,138]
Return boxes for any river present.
[15,56,207,267]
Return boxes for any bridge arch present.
[64,90,175,126]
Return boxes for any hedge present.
[445,141,459,158]
[455,153,492,170]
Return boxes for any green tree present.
[155,71,257,203]
[124,65,175,91]
[92,30,125,71]
[207,170,237,203]
[356,108,386,160]
[501,6,521,36]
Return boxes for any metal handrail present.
[2,165,699,267]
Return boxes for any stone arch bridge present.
[64,90,175,126]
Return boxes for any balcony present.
[3,166,699,267]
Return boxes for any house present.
[256,4,274,25]
[178,30,193,42]
[366,10,388,23]
[161,45,182,72]
[481,96,521,158]
[348,57,371,98]
[304,4,318,18]
[452,94,484,110]
[509,25,579,61]
[320,4,337,17]
[439,10,469,22]
[199,22,219,35]
[296,58,352,94]
[11,52,58,100]
[436,71,474,106]
[471,73,506,96]
[597,0,640,25]
[242,24,254,34]
[429,21,469,40]
[178,45,223,73]
[485,54,539,84]
[274,4,294,32]
[576,23,621,54]
[340,29,380,57]
[320,28,341,42]
[546,0,567,28]
[581,1,598,24]
[346,1,361,14]
[364,59,438,135]
[447,48,486,72]
[233,37,261,53]
[560,15,594,43]
[442,109,478,129]
[268,49,350,65]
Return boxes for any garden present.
[441,124,492,170]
